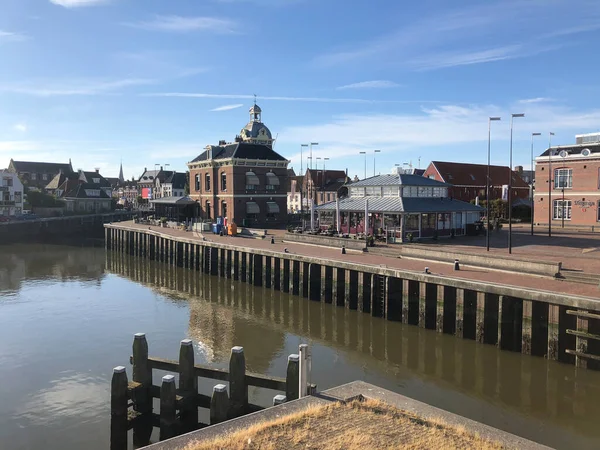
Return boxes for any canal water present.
[0,244,599,450]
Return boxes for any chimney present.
[95,168,100,173]
[515,165,523,174]
[218,140,226,145]
[207,147,211,160]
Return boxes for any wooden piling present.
[160,375,177,441]
[286,354,300,401]
[132,333,152,414]
[179,339,198,432]
[229,346,247,417]
[110,366,128,450]
[210,384,230,425]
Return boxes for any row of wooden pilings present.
[105,225,600,371]
[110,333,314,449]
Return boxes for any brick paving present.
[117,221,600,300]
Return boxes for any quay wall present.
[283,233,368,251]
[104,224,600,371]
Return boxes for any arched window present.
[221,172,227,191]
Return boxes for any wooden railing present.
[110,333,316,449]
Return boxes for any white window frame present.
[553,200,571,220]
[554,168,572,189]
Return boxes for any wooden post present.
[273,394,287,405]
[110,366,128,450]
[210,384,230,425]
[286,354,300,401]
[179,339,198,432]
[160,375,177,441]
[132,333,152,414]
[229,346,247,418]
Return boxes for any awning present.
[266,202,280,213]
[246,171,260,185]
[246,202,260,214]
[266,173,280,185]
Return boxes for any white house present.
[0,170,24,216]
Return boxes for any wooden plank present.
[566,310,600,320]
[566,329,600,341]
[565,349,600,361]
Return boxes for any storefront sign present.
[574,200,595,208]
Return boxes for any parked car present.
[15,213,38,221]
[0,216,12,223]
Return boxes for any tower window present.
[205,174,211,191]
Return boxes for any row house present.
[8,159,73,191]
[0,171,24,216]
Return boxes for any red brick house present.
[534,134,600,227]
[187,104,290,227]
[423,161,530,203]
[303,169,349,206]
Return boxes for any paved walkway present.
[115,221,600,299]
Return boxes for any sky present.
[2,0,600,180]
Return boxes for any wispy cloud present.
[519,97,554,104]
[336,80,400,90]
[315,1,600,70]
[124,15,236,33]
[144,92,439,104]
[50,0,110,7]
[0,30,29,43]
[13,123,27,132]
[0,78,155,96]
[113,51,210,79]
[210,104,244,112]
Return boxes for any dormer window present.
[582,148,591,157]
[93,178,100,184]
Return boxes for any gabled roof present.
[430,161,528,188]
[59,180,111,199]
[138,169,172,184]
[164,172,187,190]
[46,169,111,190]
[190,142,287,163]
[10,160,72,174]
[350,173,450,187]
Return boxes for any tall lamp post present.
[508,113,525,254]
[486,117,502,252]
[309,142,318,169]
[548,132,555,237]
[373,150,381,177]
[530,133,541,236]
[316,157,322,204]
[300,144,308,229]
[359,151,367,179]
[323,157,329,192]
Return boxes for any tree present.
[26,191,65,208]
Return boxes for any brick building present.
[303,168,349,206]
[534,133,600,227]
[187,104,290,227]
[423,161,530,203]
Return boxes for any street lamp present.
[486,117,501,252]
[508,113,525,255]
[309,142,318,169]
[373,150,381,177]
[530,133,541,236]
[359,152,367,179]
[300,144,308,229]
[548,132,555,237]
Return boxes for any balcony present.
[0,200,15,206]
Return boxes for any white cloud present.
[336,80,400,90]
[210,104,244,112]
[124,15,236,33]
[50,0,110,7]
[0,30,28,43]
[0,78,155,96]
[13,123,27,132]
[519,97,554,104]
[145,92,436,104]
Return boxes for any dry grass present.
[183,398,507,450]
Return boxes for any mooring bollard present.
[341,246,346,254]
[179,339,198,432]
[273,394,287,406]
[210,384,230,425]
[454,259,460,271]
[132,333,152,414]
[160,375,177,441]
[298,344,311,398]
[229,346,247,418]
[271,236,275,244]
[110,366,128,450]
[424,267,430,274]
[286,354,300,401]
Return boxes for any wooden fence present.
[110,333,316,449]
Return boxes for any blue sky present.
[2,0,600,180]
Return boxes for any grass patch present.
[183,398,508,450]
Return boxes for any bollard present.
[341,246,346,254]
[160,375,177,441]
[299,344,311,398]
[424,267,430,274]
[286,354,300,401]
[454,259,460,271]
[110,366,128,450]
[210,384,230,425]
[271,236,275,244]
[273,394,287,406]
[229,346,247,418]
[132,333,153,447]
[179,339,198,432]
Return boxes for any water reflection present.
[107,250,600,450]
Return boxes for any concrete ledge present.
[144,381,549,450]
[283,232,367,251]
[400,245,562,277]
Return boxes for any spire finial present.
[254,93,257,106]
